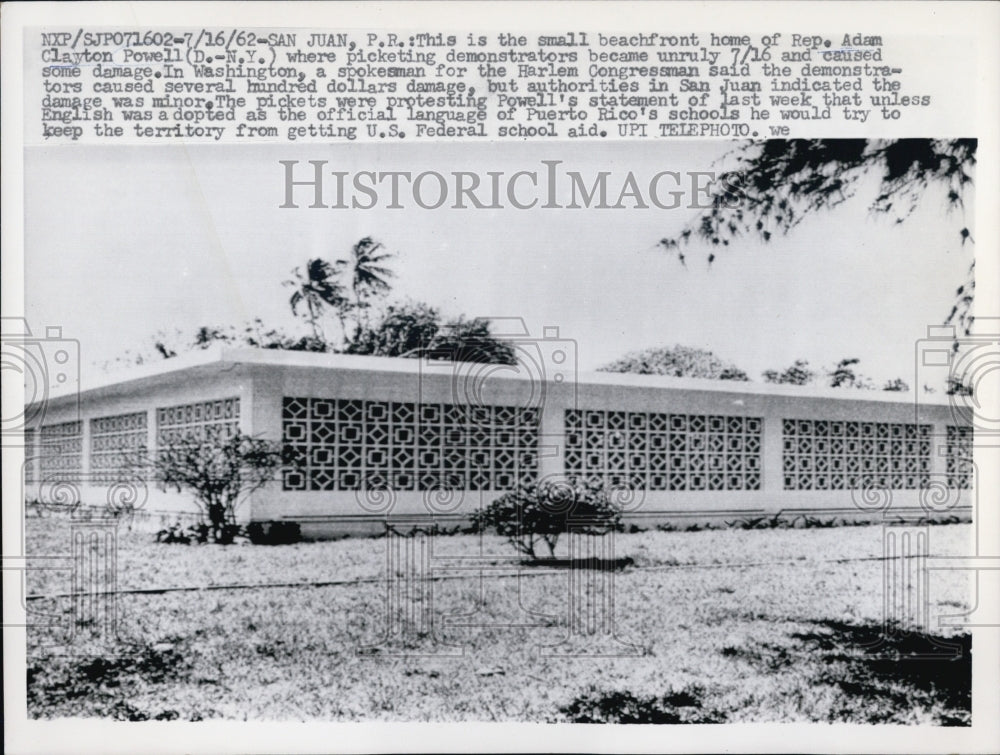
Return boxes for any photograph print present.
[20,137,979,726]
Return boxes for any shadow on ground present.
[559,685,726,724]
[27,638,214,721]
[722,619,971,725]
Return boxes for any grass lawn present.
[24,515,972,724]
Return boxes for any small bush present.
[385,522,464,538]
[728,514,796,530]
[156,521,194,544]
[685,522,713,532]
[247,520,302,545]
[475,479,622,560]
[802,516,839,529]
[148,430,288,543]
[156,521,243,545]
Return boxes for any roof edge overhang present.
[29,346,956,411]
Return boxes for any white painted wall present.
[24,349,973,539]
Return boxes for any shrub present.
[155,521,194,544]
[474,479,622,560]
[728,514,796,530]
[156,520,243,545]
[146,431,290,544]
[384,522,464,538]
[803,516,839,529]
[247,520,302,545]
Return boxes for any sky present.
[25,140,974,386]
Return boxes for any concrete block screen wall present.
[23,347,973,538]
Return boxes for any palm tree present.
[340,237,394,339]
[284,258,348,342]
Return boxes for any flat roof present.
[32,345,953,409]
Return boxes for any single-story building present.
[23,344,974,538]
